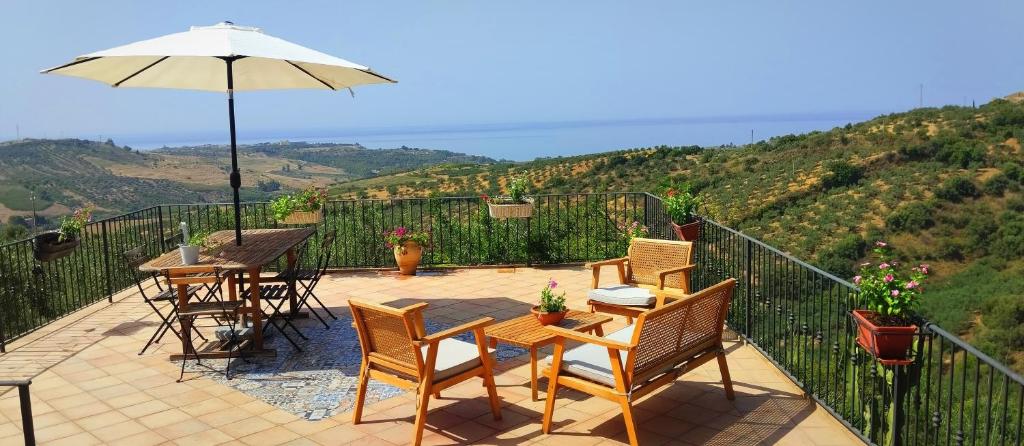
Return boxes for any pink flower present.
[891,289,900,297]
[875,241,888,247]
[879,263,890,269]
[548,279,558,289]
[853,275,862,285]
[906,280,919,289]
[919,264,930,274]
[395,227,407,237]
[884,274,894,283]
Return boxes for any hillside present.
[330,97,1024,369]
[0,139,496,222]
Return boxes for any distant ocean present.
[117,112,881,161]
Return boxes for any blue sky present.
[1,1,1022,158]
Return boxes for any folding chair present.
[122,247,205,355]
[261,231,338,328]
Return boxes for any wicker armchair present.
[587,237,696,323]
[348,300,501,445]
[542,279,737,446]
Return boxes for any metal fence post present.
[100,221,113,303]
[745,238,753,337]
[892,365,904,446]
[156,206,166,252]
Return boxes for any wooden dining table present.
[139,227,316,359]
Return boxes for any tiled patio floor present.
[0,266,864,445]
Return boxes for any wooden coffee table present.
[485,310,612,401]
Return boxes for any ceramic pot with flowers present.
[385,227,430,276]
[532,278,568,325]
[850,241,927,362]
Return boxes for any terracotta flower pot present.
[394,241,423,275]
[852,309,917,361]
[531,306,568,326]
[670,219,701,241]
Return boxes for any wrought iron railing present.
[0,192,1021,445]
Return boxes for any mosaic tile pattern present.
[183,314,527,420]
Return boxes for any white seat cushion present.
[422,338,493,382]
[544,325,636,387]
[588,285,656,307]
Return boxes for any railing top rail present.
[925,322,1024,385]
[0,379,31,386]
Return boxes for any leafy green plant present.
[854,241,928,323]
[660,182,705,224]
[57,206,92,242]
[491,172,531,204]
[538,278,567,313]
[186,230,210,248]
[270,186,328,221]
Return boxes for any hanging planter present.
[280,210,323,225]
[487,197,534,219]
[661,182,706,242]
[33,231,80,262]
[852,310,917,362]
[33,206,92,262]
[272,186,327,225]
[669,219,702,241]
[850,241,928,363]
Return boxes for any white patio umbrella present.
[42,22,396,245]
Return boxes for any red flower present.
[666,189,677,197]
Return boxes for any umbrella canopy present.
[42,22,396,244]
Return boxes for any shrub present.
[1002,162,1023,183]
[993,214,1024,259]
[965,214,998,252]
[821,160,864,190]
[935,176,979,202]
[982,173,1011,196]
[885,201,935,232]
[816,234,866,277]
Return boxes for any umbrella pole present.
[226,58,243,246]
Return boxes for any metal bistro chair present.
[123,247,206,355]
[241,241,309,351]
[261,231,338,328]
[164,266,248,382]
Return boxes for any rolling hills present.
[329,96,1024,369]
[0,139,496,222]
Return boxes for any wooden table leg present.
[286,247,298,315]
[248,267,264,350]
[530,346,538,401]
[227,273,241,326]
[177,283,190,356]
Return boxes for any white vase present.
[179,245,200,265]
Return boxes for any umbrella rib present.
[285,61,336,90]
[360,68,397,84]
[40,57,101,73]
[112,56,170,87]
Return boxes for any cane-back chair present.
[543,278,736,446]
[587,237,696,323]
[348,299,501,445]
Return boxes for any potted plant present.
[485,173,534,218]
[661,182,705,241]
[531,278,568,325]
[33,206,92,262]
[179,231,209,265]
[271,186,328,225]
[851,241,927,362]
[385,227,430,275]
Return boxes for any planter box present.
[280,210,323,225]
[33,231,80,262]
[487,198,534,219]
[852,309,917,363]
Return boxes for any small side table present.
[485,310,611,401]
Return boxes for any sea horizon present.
[26,111,884,162]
